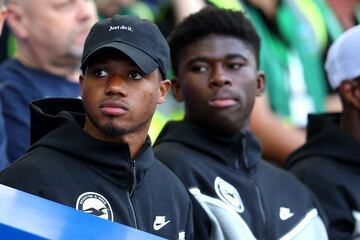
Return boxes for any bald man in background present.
[0,0,9,169]
[0,0,98,168]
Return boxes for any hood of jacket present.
[286,113,360,168]
[29,98,155,186]
[154,120,261,172]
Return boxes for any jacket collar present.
[155,120,261,171]
[286,113,360,167]
[30,98,155,187]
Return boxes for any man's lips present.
[209,92,239,108]
[209,98,238,108]
[100,102,128,116]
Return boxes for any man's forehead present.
[86,48,138,67]
[182,46,253,65]
[183,35,254,58]
[13,0,43,9]
[19,0,68,8]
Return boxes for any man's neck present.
[83,119,150,160]
[15,51,80,83]
[123,132,149,160]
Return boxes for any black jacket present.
[0,98,193,240]
[285,113,360,240]
[154,120,328,240]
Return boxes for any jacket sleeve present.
[154,145,212,239]
[0,156,45,197]
[0,100,10,170]
[184,195,195,240]
[290,157,355,239]
[188,192,212,239]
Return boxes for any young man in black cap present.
[286,25,360,240]
[0,15,193,240]
[153,7,328,239]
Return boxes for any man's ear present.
[171,76,184,102]
[256,71,266,96]
[157,79,171,104]
[339,79,360,109]
[79,74,85,98]
[6,3,28,39]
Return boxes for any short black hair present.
[168,6,260,76]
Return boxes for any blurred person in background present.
[240,0,329,164]
[0,0,98,168]
[315,0,360,43]
[286,25,360,240]
[313,0,360,111]
[0,0,9,169]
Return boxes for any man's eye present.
[190,65,207,73]
[128,71,143,80]
[53,0,73,10]
[228,63,244,70]
[95,70,109,78]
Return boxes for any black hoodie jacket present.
[0,98,193,240]
[285,113,360,240]
[154,120,328,240]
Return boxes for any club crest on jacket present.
[76,192,114,221]
[214,177,244,213]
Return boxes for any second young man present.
[154,7,328,240]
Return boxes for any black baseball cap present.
[81,15,170,79]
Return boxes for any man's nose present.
[76,0,97,22]
[209,65,232,87]
[105,75,128,97]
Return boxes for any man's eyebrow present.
[225,54,248,61]
[187,56,209,65]
[187,54,248,65]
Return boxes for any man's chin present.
[101,125,127,137]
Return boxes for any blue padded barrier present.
[0,184,165,240]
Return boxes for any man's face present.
[174,35,264,133]
[340,76,360,110]
[21,0,97,63]
[80,49,170,142]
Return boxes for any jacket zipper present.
[249,177,266,240]
[127,160,138,229]
[242,136,266,240]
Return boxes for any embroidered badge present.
[76,192,114,221]
[214,176,244,213]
